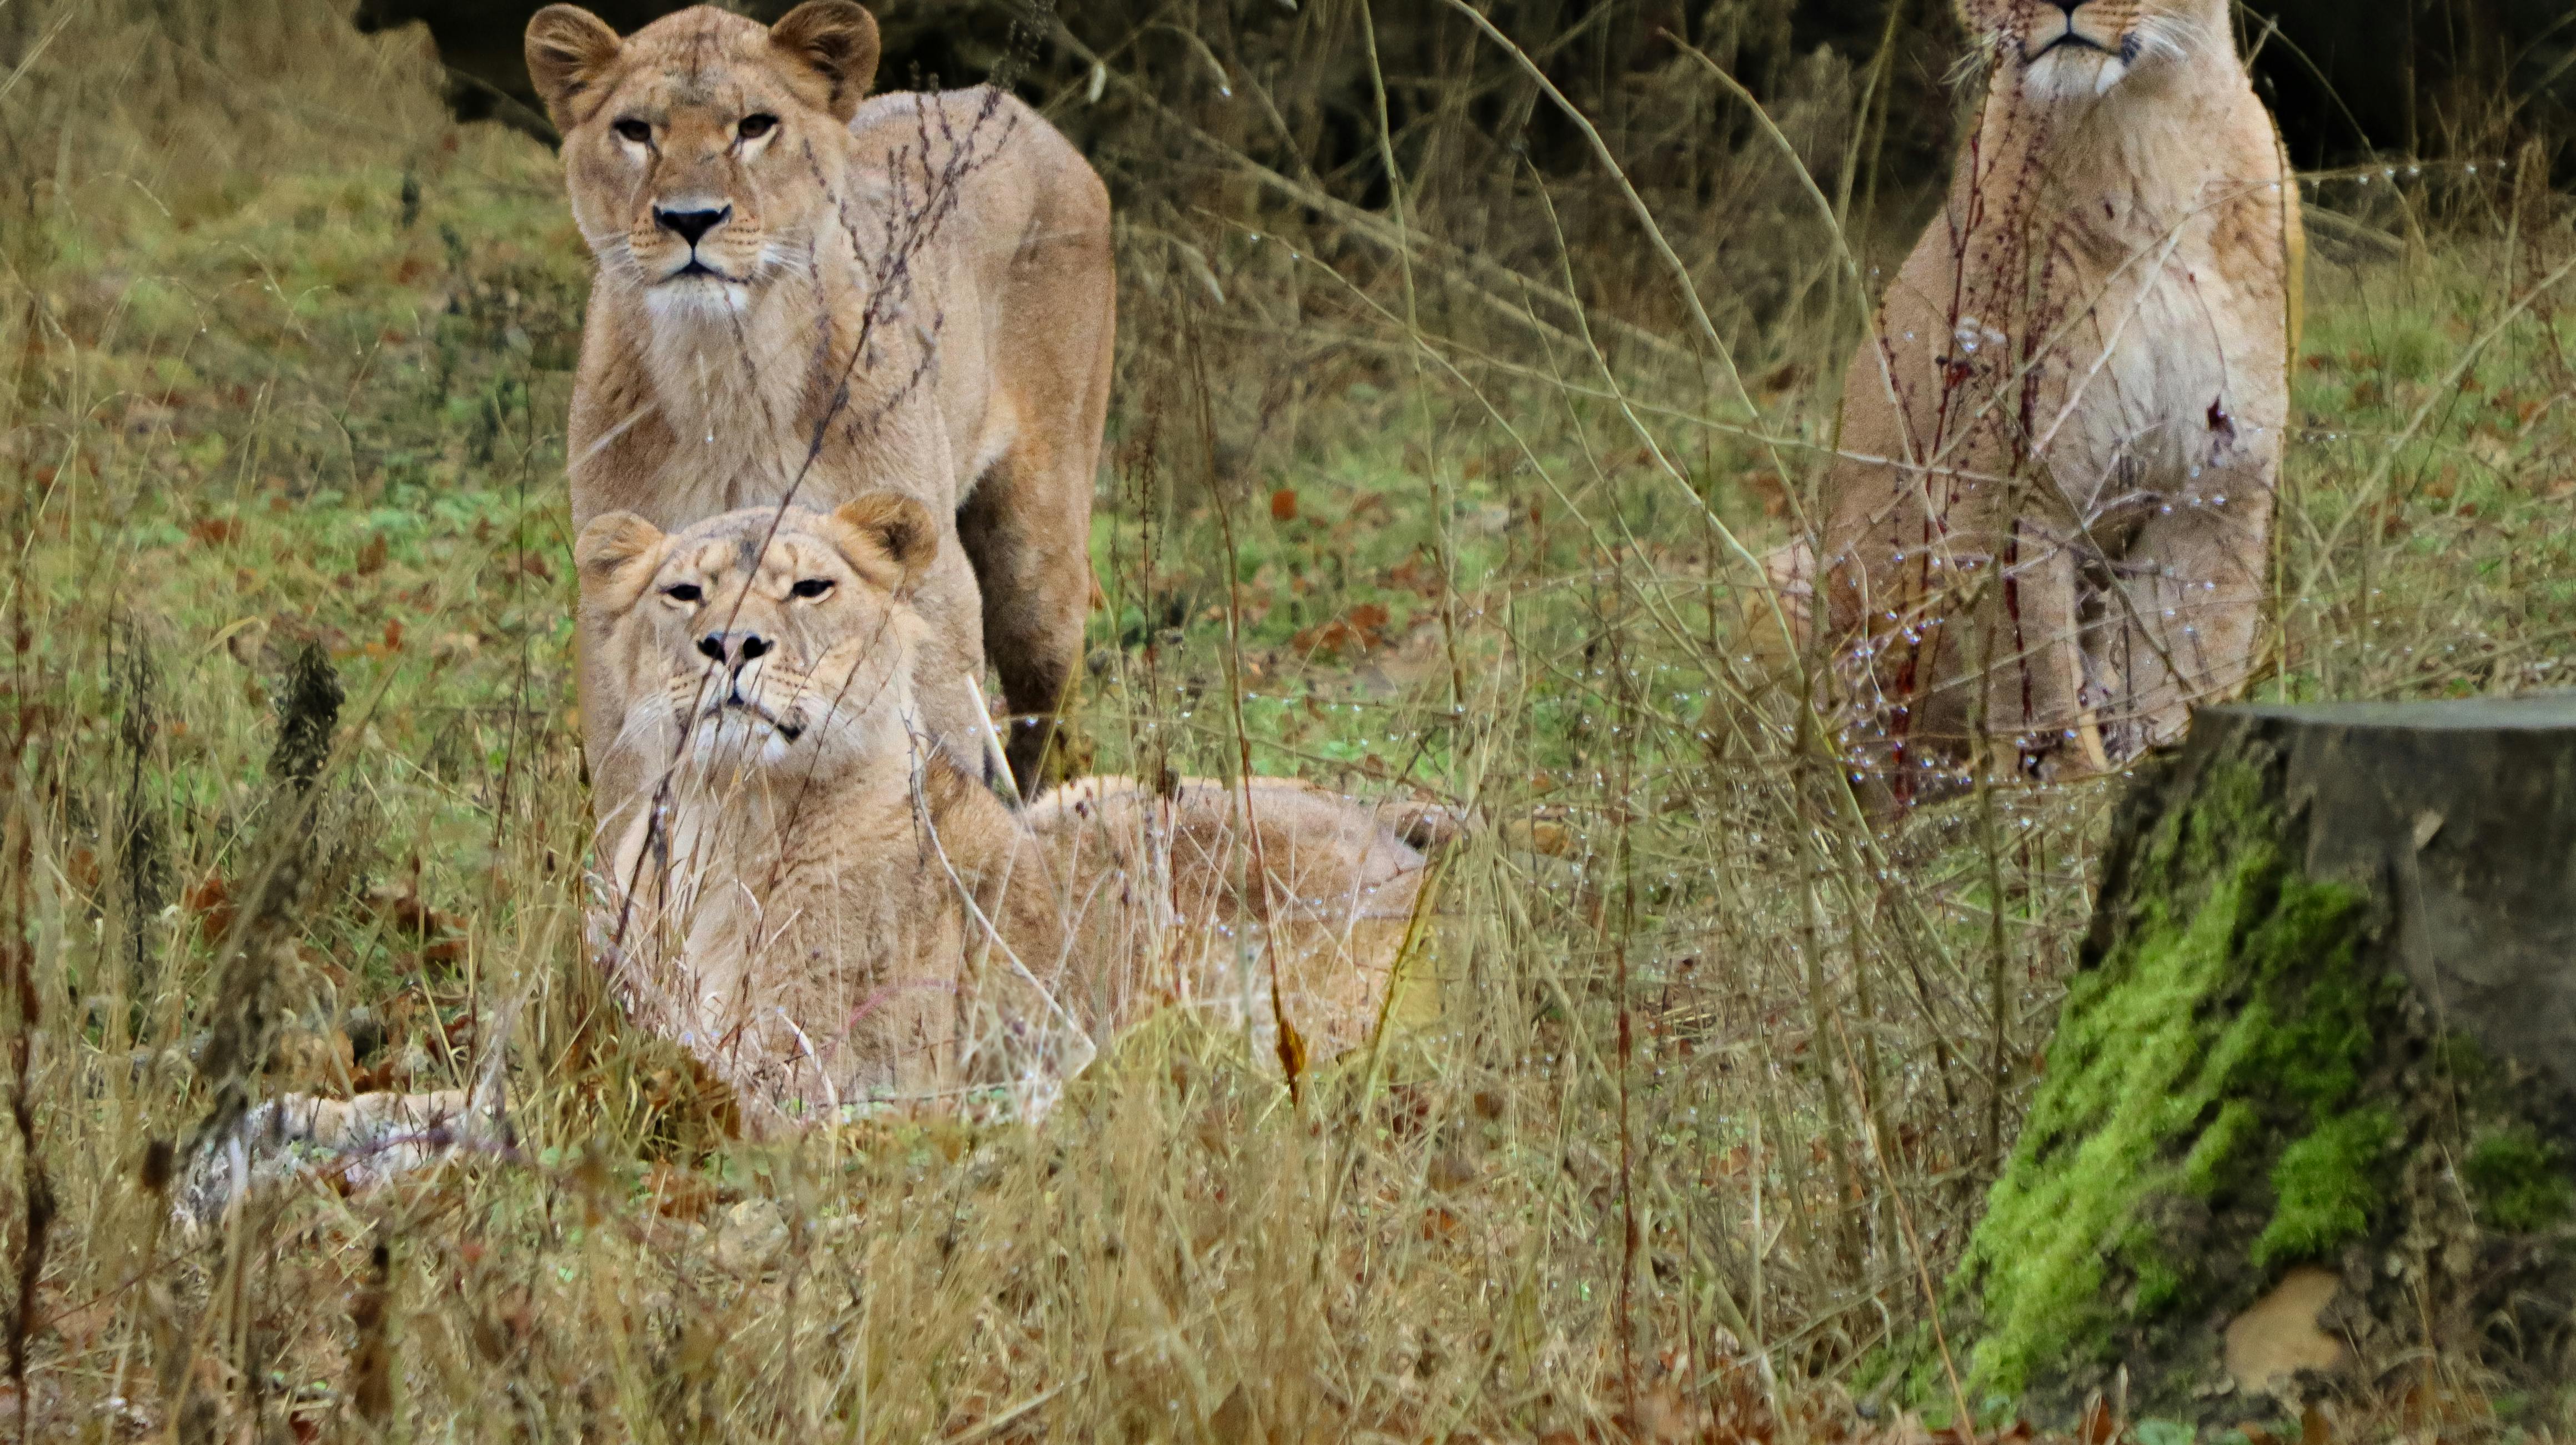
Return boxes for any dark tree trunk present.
[1929,698,2576,1422]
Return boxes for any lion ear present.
[769,1,880,122]
[525,6,624,132]
[828,493,936,587]
[575,511,669,611]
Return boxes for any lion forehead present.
[662,536,744,581]
[605,56,790,118]
[650,516,886,597]
[601,14,833,119]
[770,534,855,578]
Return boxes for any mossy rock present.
[1935,699,2576,1421]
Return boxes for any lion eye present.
[789,578,833,600]
[737,113,778,141]
[662,582,703,604]
[613,118,653,144]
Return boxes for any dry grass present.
[0,1,2571,1439]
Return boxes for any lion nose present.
[696,631,772,670]
[2051,0,2085,12]
[654,205,731,247]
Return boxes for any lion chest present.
[574,266,971,526]
[2036,209,2287,521]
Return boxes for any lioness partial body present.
[583,505,1427,1126]
[1816,0,2299,796]
[526,1,1114,821]
[188,505,1428,1188]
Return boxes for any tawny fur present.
[524,1,1115,820]
[584,504,1429,1131]
[183,506,1432,1204]
[1815,0,2302,795]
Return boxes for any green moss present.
[2130,1251,2183,1313]
[1943,754,2396,1402]
[2255,1106,2393,1266]
[2464,1127,2575,1233]
[2182,1102,2258,1196]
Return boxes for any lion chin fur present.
[1809,0,2302,800]
[528,1,1116,814]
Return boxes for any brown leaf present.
[184,873,235,943]
[1269,486,1298,523]
[64,847,99,899]
[1386,556,1444,597]
[644,1161,724,1222]
[369,881,464,942]
[1274,1012,1307,1085]
[2075,1393,2119,1445]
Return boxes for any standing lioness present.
[1816,0,2300,797]
[524,1,1114,816]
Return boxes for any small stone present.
[714,1197,789,1273]
[2222,1265,2345,1398]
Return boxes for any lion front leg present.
[904,543,1013,787]
[1972,521,2106,779]
[2088,473,2274,758]
[957,441,1094,799]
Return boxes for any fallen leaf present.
[369,880,464,942]
[184,873,235,942]
[2075,1392,2120,1445]
[644,1161,724,1222]
[64,847,99,899]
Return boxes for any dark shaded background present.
[359,0,2574,182]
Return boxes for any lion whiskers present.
[2127,12,2201,66]
[583,226,641,275]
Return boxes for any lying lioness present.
[585,499,1436,1125]
[190,504,1433,1205]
